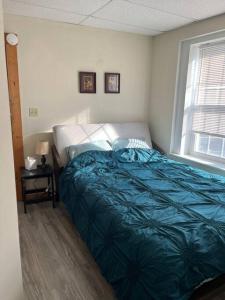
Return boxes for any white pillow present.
[112,138,151,151]
[67,140,112,160]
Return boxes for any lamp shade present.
[35,141,49,155]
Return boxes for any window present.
[172,34,225,166]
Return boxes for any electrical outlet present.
[29,107,38,117]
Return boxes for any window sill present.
[169,153,225,177]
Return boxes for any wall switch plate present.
[29,107,38,117]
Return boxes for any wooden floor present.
[18,202,115,300]
[18,202,225,300]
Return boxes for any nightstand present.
[20,165,55,213]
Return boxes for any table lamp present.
[35,140,49,168]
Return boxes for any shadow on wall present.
[22,107,91,165]
[23,132,54,166]
[22,104,148,166]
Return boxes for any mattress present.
[59,148,225,300]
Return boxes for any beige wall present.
[4,14,152,158]
[0,3,23,300]
[150,14,225,153]
[5,13,225,159]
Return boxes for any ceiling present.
[3,0,225,36]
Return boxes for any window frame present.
[190,133,225,164]
[171,29,225,168]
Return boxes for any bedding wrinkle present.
[60,148,225,300]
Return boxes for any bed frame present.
[52,144,64,202]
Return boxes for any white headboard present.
[53,122,152,165]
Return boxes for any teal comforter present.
[60,148,225,300]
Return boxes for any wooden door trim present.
[5,32,24,201]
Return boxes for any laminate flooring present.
[18,202,115,300]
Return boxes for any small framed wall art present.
[105,72,120,94]
[79,72,96,93]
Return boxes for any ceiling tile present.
[82,16,160,36]
[128,0,225,20]
[4,0,85,24]
[9,0,110,15]
[93,0,192,32]
[4,0,225,36]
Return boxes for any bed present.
[52,123,225,300]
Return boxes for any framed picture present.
[79,72,96,93]
[105,73,120,94]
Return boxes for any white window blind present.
[181,39,225,162]
[192,42,225,139]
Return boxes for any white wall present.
[4,14,152,158]
[150,14,225,153]
[0,2,23,300]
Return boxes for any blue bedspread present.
[60,148,225,300]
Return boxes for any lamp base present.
[40,155,47,168]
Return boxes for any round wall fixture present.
[6,33,18,46]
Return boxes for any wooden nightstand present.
[20,165,55,213]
